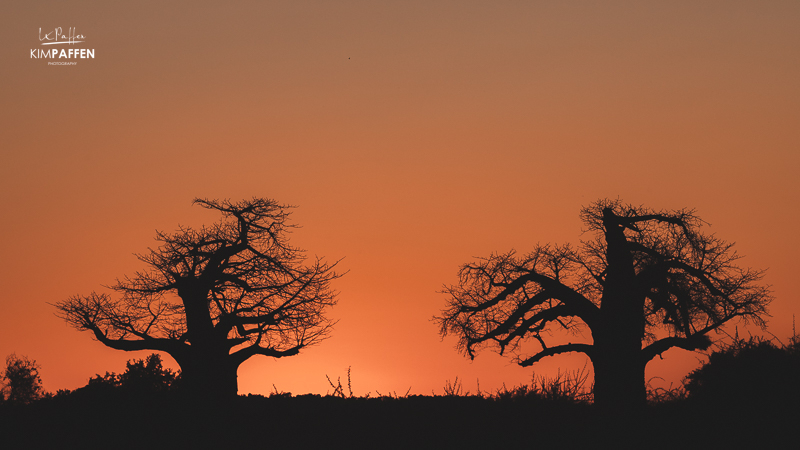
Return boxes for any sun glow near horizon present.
[1,1,798,398]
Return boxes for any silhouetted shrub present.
[119,354,180,392]
[1,354,44,405]
[77,353,180,396]
[684,336,800,409]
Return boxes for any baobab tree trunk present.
[174,351,239,399]
[175,283,240,398]
[592,207,648,412]
[591,335,647,412]
[591,282,648,412]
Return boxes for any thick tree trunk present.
[591,301,648,412]
[177,352,239,399]
[592,208,648,412]
[591,343,646,412]
[176,282,240,398]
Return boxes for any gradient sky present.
[2,1,798,397]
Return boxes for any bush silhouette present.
[685,336,800,408]
[80,353,180,395]
[1,354,44,405]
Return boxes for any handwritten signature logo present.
[39,27,85,46]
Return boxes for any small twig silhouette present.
[326,366,353,398]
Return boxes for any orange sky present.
[1,1,799,397]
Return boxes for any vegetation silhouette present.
[55,198,342,398]
[2,347,798,449]
[437,199,772,412]
[3,198,792,447]
[685,334,800,410]
[1,354,44,405]
[77,353,180,397]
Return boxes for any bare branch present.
[518,343,595,366]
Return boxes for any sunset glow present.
[2,1,798,398]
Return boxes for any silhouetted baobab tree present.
[57,198,341,398]
[437,199,771,411]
